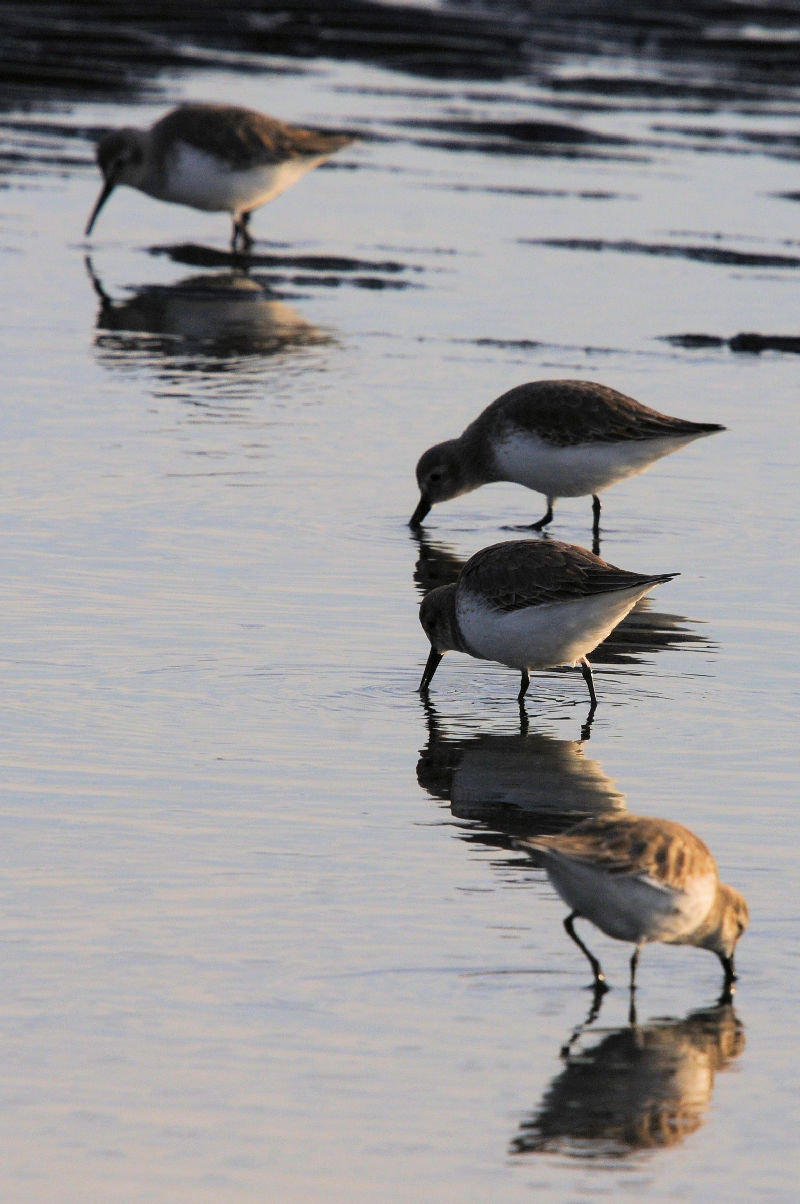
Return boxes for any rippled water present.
[1,14,799,1201]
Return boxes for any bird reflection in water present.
[511,994,744,1158]
[85,255,330,362]
[417,696,626,846]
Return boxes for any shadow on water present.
[395,116,639,161]
[510,994,745,1160]
[663,331,800,356]
[0,1,529,104]
[527,237,800,270]
[6,1,800,104]
[417,697,625,847]
[148,244,422,292]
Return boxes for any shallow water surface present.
[1,8,799,1201]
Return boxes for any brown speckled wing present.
[458,539,675,613]
[154,105,353,169]
[529,814,718,891]
[477,379,724,447]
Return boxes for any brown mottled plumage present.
[519,813,749,992]
[144,105,353,171]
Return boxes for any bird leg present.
[529,498,554,531]
[629,943,641,992]
[579,658,598,709]
[591,494,601,538]
[564,911,607,990]
[517,667,531,702]
[231,210,254,253]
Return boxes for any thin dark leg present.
[629,944,641,991]
[564,911,607,990]
[627,945,642,1022]
[517,667,530,702]
[591,494,601,534]
[579,658,598,710]
[530,498,554,531]
[231,211,254,253]
[239,210,253,249]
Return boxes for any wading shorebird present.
[417,538,677,712]
[518,813,749,993]
[85,103,355,252]
[410,379,725,535]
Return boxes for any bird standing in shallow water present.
[517,813,749,994]
[85,103,355,252]
[417,538,676,714]
[410,379,725,537]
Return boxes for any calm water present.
[1,22,799,1203]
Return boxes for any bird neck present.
[431,585,467,654]
[688,884,738,956]
[459,426,500,485]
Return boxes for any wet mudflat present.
[1,3,798,1200]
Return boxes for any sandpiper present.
[417,538,676,710]
[409,379,725,534]
[85,103,355,251]
[518,813,749,992]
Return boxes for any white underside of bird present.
[491,427,708,499]
[456,583,655,672]
[151,143,330,213]
[537,851,718,946]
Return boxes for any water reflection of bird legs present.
[517,696,596,741]
[514,495,600,554]
[559,981,609,1057]
[560,979,737,1064]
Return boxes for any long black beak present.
[719,952,737,985]
[418,646,444,692]
[85,175,117,237]
[409,494,431,528]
